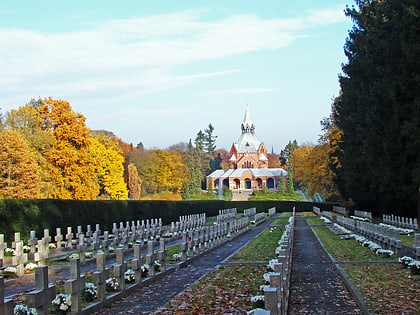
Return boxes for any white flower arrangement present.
[52,293,72,313]
[250,295,265,308]
[23,245,31,252]
[85,251,93,259]
[5,247,15,256]
[378,223,413,235]
[172,253,182,262]
[24,262,38,272]
[141,264,149,277]
[320,216,331,224]
[49,243,56,249]
[154,260,161,272]
[375,249,394,257]
[13,304,38,315]
[399,256,420,275]
[105,277,120,291]
[267,259,277,272]
[4,266,17,274]
[82,282,98,301]
[68,253,79,260]
[124,269,136,283]
[263,272,276,284]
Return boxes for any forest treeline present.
[0,0,418,216]
[0,96,336,202]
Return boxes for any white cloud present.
[0,6,346,110]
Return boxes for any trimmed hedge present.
[0,199,333,242]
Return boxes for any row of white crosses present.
[172,213,207,235]
[333,205,347,216]
[0,211,253,315]
[268,207,276,217]
[353,210,373,221]
[382,214,418,231]
[0,237,169,315]
[262,213,295,315]
[180,216,250,260]
[252,212,267,226]
[216,208,237,223]
[243,207,256,217]
[336,216,403,254]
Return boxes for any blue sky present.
[0,0,354,151]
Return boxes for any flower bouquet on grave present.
[375,248,394,257]
[24,262,38,274]
[82,282,98,302]
[5,247,15,257]
[266,259,277,272]
[49,243,57,250]
[250,294,265,309]
[85,251,93,259]
[68,253,79,260]
[154,260,161,272]
[13,304,38,315]
[1,266,17,279]
[124,269,136,283]
[51,293,72,314]
[141,264,149,278]
[23,245,31,253]
[105,277,120,292]
[408,260,420,275]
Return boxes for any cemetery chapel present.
[207,107,287,191]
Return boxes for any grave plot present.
[1,209,257,314]
[158,213,292,314]
[311,217,420,314]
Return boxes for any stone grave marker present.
[26,266,56,315]
[131,244,142,283]
[65,258,85,315]
[55,228,63,249]
[27,230,38,260]
[114,248,127,291]
[146,240,155,277]
[12,241,28,276]
[93,252,109,302]
[0,277,13,315]
[0,234,7,263]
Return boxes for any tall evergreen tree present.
[333,0,419,215]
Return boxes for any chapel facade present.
[207,107,287,191]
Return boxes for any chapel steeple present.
[241,106,255,134]
[229,106,268,169]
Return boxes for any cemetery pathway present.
[92,220,272,315]
[288,219,362,314]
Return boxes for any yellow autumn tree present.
[0,129,41,198]
[5,101,55,197]
[292,145,314,186]
[90,133,128,200]
[39,98,98,199]
[137,149,187,194]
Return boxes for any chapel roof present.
[234,106,263,153]
[207,168,288,178]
